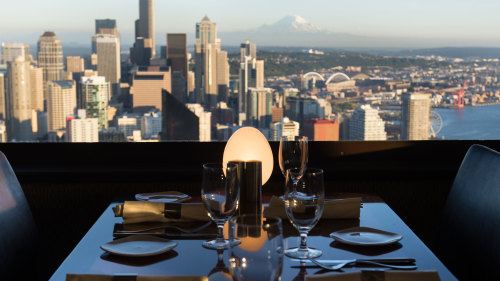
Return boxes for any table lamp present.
[223,127,274,216]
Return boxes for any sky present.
[0,0,499,47]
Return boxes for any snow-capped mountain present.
[258,15,323,33]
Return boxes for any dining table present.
[49,196,458,281]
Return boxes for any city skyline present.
[1,0,500,47]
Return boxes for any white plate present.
[135,191,191,204]
[330,227,403,246]
[101,235,178,257]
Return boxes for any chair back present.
[439,145,500,280]
[0,152,37,279]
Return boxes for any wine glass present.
[202,163,240,250]
[229,215,284,281]
[284,168,325,259]
[279,136,309,186]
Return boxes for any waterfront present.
[436,104,500,140]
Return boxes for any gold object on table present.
[113,201,210,224]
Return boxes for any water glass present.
[284,168,325,259]
[201,163,240,250]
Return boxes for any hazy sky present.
[1,0,499,46]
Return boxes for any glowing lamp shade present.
[223,127,274,185]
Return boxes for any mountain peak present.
[260,15,323,33]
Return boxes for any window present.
[1,0,499,143]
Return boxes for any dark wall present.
[2,141,500,279]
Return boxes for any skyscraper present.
[195,16,222,108]
[66,56,85,74]
[130,70,171,111]
[401,92,431,141]
[95,19,118,36]
[37,31,64,89]
[1,43,30,64]
[6,57,33,141]
[216,50,230,101]
[30,66,44,112]
[47,80,77,132]
[81,76,110,130]
[138,0,155,57]
[239,41,264,114]
[246,87,273,128]
[167,34,188,103]
[349,105,387,141]
[0,73,6,120]
[92,34,121,87]
[186,103,212,142]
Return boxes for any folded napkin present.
[307,271,441,281]
[113,201,210,224]
[67,275,207,281]
[264,196,361,220]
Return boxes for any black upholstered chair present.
[0,152,37,280]
[439,145,500,280]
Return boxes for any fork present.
[309,259,418,271]
[116,221,213,234]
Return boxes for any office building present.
[349,105,387,141]
[81,76,110,130]
[305,119,340,141]
[240,40,256,62]
[239,41,264,114]
[286,96,332,123]
[1,43,30,64]
[402,92,432,141]
[271,117,300,141]
[213,102,234,125]
[167,34,188,103]
[0,73,5,120]
[6,57,33,141]
[186,103,212,142]
[37,31,64,88]
[161,90,199,141]
[92,34,121,86]
[66,56,85,74]
[117,115,139,137]
[195,16,226,108]
[246,87,273,128]
[130,38,153,66]
[141,111,162,139]
[272,107,284,123]
[138,0,155,57]
[216,50,230,101]
[66,110,99,143]
[47,80,77,132]
[30,66,44,112]
[95,19,118,36]
[0,121,7,142]
[130,70,171,111]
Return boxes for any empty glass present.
[279,136,309,186]
[201,163,240,250]
[284,168,325,259]
[229,215,284,281]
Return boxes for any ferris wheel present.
[430,111,443,138]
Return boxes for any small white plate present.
[135,191,191,204]
[101,235,178,257]
[330,227,403,246]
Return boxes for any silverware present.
[308,259,418,271]
[293,258,416,265]
[115,221,213,235]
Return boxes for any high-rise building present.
[66,56,85,74]
[47,80,77,132]
[186,103,212,142]
[6,57,33,141]
[0,73,5,120]
[37,32,64,90]
[138,0,155,57]
[246,87,273,128]
[130,37,153,66]
[167,34,188,103]
[92,34,121,86]
[161,90,199,141]
[81,76,110,130]
[349,105,387,141]
[29,66,44,112]
[239,41,264,114]
[1,43,30,64]
[195,16,223,107]
[95,19,118,36]
[130,70,171,111]
[66,110,99,143]
[401,92,431,141]
[0,121,7,143]
[305,119,340,141]
[141,111,162,139]
[271,117,300,141]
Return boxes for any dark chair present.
[439,145,500,280]
[0,152,37,280]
